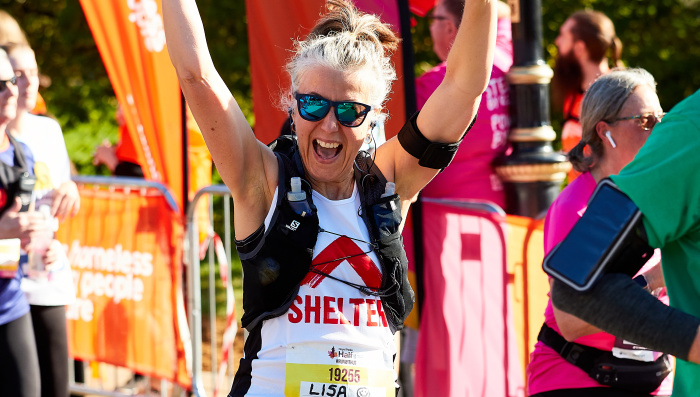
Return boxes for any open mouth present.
[313,139,342,160]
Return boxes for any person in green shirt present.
[550,88,700,397]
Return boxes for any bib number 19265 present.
[328,367,361,383]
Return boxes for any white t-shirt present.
[18,114,76,306]
[245,184,396,396]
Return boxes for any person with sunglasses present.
[547,84,700,397]
[404,1,514,395]
[164,0,496,395]
[0,46,50,397]
[527,68,672,397]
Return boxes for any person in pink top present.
[416,0,513,207]
[527,68,672,396]
[401,1,516,396]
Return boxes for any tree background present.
[2,0,699,174]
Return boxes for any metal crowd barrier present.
[68,176,183,397]
[186,185,237,397]
[421,197,507,215]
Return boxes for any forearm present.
[552,303,603,342]
[689,328,700,363]
[416,0,496,143]
[162,0,215,80]
[551,274,700,361]
[162,0,269,206]
[445,0,497,96]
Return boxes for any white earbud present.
[605,130,617,148]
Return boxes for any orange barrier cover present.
[505,215,548,384]
[79,0,185,209]
[56,187,189,387]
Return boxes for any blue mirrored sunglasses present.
[295,93,372,128]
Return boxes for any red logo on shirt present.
[288,237,389,327]
[301,236,382,289]
[0,188,6,210]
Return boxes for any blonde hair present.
[0,10,28,46]
[283,0,400,116]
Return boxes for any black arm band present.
[551,273,700,361]
[397,111,476,170]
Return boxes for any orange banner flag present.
[79,0,185,211]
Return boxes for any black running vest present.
[0,132,36,216]
[235,135,414,333]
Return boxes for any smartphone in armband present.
[542,178,654,292]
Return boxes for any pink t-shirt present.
[416,17,513,208]
[527,171,672,395]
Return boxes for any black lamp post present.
[494,0,570,218]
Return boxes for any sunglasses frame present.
[294,92,372,128]
[613,112,666,131]
[0,75,16,92]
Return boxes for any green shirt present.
[612,89,700,397]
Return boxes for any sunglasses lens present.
[336,102,365,126]
[641,114,664,130]
[299,95,330,121]
[296,93,371,127]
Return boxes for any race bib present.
[0,239,20,278]
[612,337,661,362]
[285,343,395,397]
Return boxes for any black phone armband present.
[543,178,653,292]
[397,111,475,170]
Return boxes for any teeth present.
[316,140,340,149]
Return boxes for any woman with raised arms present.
[163,0,496,395]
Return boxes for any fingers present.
[3,197,23,218]
[93,140,113,165]
[19,211,46,231]
[18,212,51,249]
[51,182,80,219]
[42,240,64,268]
[71,198,80,217]
[24,226,53,252]
[51,194,71,220]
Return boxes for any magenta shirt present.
[416,17,513,208]
[527,171,672,395]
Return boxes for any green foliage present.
[411,14,441,80]
[2,0,117,174]
[5,0,698,175]
[196,0,255,127]
[410,0,700,144]
[200,254,242,318]
[1,0,253,174]
[539,0,700,112]
[61,110,118,176]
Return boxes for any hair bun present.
[311,0,399,54]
